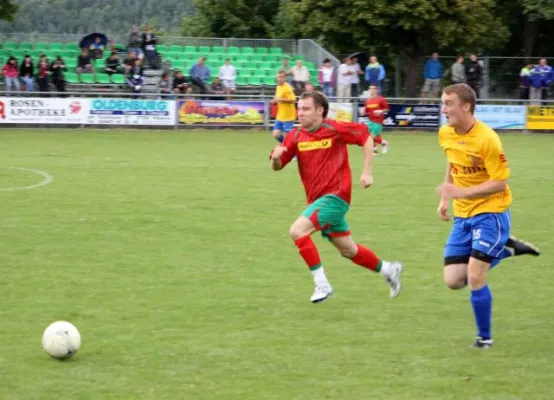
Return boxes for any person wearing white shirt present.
[219,58,237,98]
[336,57,353,102]
[350,57,363,98]
[288,60,310,94]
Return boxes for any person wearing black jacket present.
[127,58,144,98]
[141,25,158,69]
[19,54,34,92]
[50,56,67,95]
[466,54,483,98]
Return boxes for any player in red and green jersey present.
[270,91,404,303]
[362,84,389,154]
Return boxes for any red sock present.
[294,235,322,271]
[352,244,382,272]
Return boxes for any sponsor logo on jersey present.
[298,139,333,151]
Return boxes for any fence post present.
[395,56,401,98]
[352,99,358,123]
[174,98,179,130]
[264,99,270,131]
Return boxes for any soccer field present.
[0,129,552,399]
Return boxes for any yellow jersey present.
[439,120,512,218]
[275,83,296,122]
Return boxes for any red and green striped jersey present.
[276,119,370,205]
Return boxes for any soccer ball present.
[42,321,81,360]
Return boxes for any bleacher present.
[0,41,320,89]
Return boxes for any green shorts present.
[301,194,351,240]
[368,121,383,136]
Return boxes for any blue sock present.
[277,135,284,143]
[471,285,493,339]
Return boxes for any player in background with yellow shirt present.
[436,83,540,349]
[271,71,297,143]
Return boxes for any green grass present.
[0,129,552,400]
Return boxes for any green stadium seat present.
[255,47,268,54]
[28,50,41,59]
[66,43,79,51]
[198,46,210,54]
[65,59,77,70]
[80,74,95,83]
[241,46,254,54]
[183,45,196,53]
[112,74,126,84]
[266,54,281,62]
[237,76,247,86]
[97,74,112,84]
[64,73,78,83]
[237,61,248,69]
[50,43,63,51]
[3,42,17,51]
[169,45,182,53]
[248,76,262,85]
[212,46,225,54]
[34,42,50,50]
[250,54,264,63]
[157,44,169,53]
[19,42,33,50]
[247,68,256,76]
[261,61,274,69]
[226,46,239,54]
[166,51,181,60]
[270,47,283,54]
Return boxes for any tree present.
[181,0,280,38]
[282,0,510,96]
[0,0,18,22]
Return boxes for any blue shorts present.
[444,211,511,266]
[274,120,294,133]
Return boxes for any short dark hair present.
[299,91,329,118]
[443,83,477,114]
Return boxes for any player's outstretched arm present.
[437,162,453,221]
[360,136,374,188]
[270,146,287,171]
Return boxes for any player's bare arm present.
[360,136,374,188]
[438,179,507,200]
[437,161,453,221]
[270,146,287,171]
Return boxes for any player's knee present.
[289,225,306,241]
[338,245,357,259]
[272,130,281,139]
[444,277,466,290]
[467,273,486,290]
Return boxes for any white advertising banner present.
[328,103,354,122]
[84,98,176,125]
[0,97,86,124]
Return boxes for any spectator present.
[128,25,144,59]
[189,57,211,96]
[304,82,315,93]
[19,54,34,92]
[89,36,105,60]
[123,51,138,75]
[451,56,465,84]
[466,54,482,98]
[421,52,442,101]
[364,55,386,94]
[37,54,50,93]
[159,71,171,97]
[519,63,533,101]
[530,58,553,104]
[172,70,188,95]
[77,48,95,81]
[350,56,363,97]
[277,57,293,83]
[2,56,20,94]
[50,56,66,95]
[141,25,159,69]
[210,77,225,100]
[126,59,144,97]
[289,59,310,95]
[104,52,122,76]
[218,58,236,98]
[318,58,335,98]
[336,57,353,102]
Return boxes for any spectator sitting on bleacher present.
[210,77,225,100]
[89,36,105,60]
[37,54,50,93]
[289,59,310,95]
[19,54,35,92]
[189,57,211,96]
[127,58,144,97]
[159,71,171,97]
[141,25,159,69]
[128,25,144,59]
[77,48,95,81]
[277,57,293,83]
[105,52,123,75]
[2,56,20,93]
[172,69,188,95]
[123,51,137,75]
[50,55,66,95]
[218,58,236,98]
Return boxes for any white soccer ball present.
[42,321,81,360]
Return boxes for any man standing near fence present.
[530,59,553,105]
[271,71,297,143]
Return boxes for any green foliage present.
[0,0,193,34]
[0,0,18,22]
[523,0,554,21]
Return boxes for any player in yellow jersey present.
[271,71,297,143]
[436,83,540,349]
